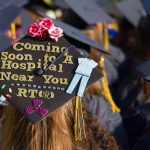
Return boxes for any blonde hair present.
[0,99,118,150]
[1,101,75,150]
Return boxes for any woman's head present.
[0,97,118,150]
[1,101,74,150]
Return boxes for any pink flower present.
[48,26,63,41]
[27,18,63,40]
[28,23,41,37]
[38,18,54,30]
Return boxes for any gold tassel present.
[74,96,86,141]
[11,23,16,40]
[103,22,109,51]
[74,96,78,141]
[96,22,120,112]
[79,97,86,139]
[99,58,120,112]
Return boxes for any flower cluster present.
[28,18,63,41]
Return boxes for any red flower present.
[28,23,41,37]
[48,26,63,41]
[38,18,54,30]
[27,18,63,40]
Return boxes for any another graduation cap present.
[93,0,122,17]
[14,0,29,7]
[0,8,35,51]
[35,12,109,55]
[0,34,11,51]
[141,0,150,15]
[0,0,29,8]
[62,0,114,27]
[53,19,109,55]
[93,0,110,9]
[0,4,21,35]
[137,61,150,81]
[0,18,101,124]
[116,0,147,27]
[10,9,35,36]
[53,0,69,10]
[20,9,35,34]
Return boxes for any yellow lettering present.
[31,44,45,51]
[42,75,53,84]
[28,89,38,98]
[0,72,11,80]
[63,55,73,64]
[17,88,28,97]
[1,52,8,60]
[13,42,24,51]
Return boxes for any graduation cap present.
[137,61,150,81]
[53,19,109,55]
[0,8,35,51]
[35,12,109,55]
[20,9,35,34]
[93,0,110,9]
[0,34,11,51]
[0,4,21,35]
[62,0,114,26]
[53,0,69,10]
[116,0,147,27]
[0,0,29,8]
[9,9,35,35]
[141,0,150,15]
[0,18,101,124]
[13,0,29,7]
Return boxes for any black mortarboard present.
[0,34,11,51]
[53,0,69,10]
[53,19,109,55]
[137,61,150,81]
[141,0,150,15]
[0,0,29,8]
[0,29,101,123]
[0,4,20,35]
[13,0,29,7]
[36,12,109,55]
[20,9,35,34]
[63,0,114,26]
[93,0,110,9]
[0,8,34,51]
[116,0,147,27]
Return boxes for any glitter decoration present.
[1,84,6,89]
[9,88,12,93]
[25,99,48,117]
[6,94,12,99]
